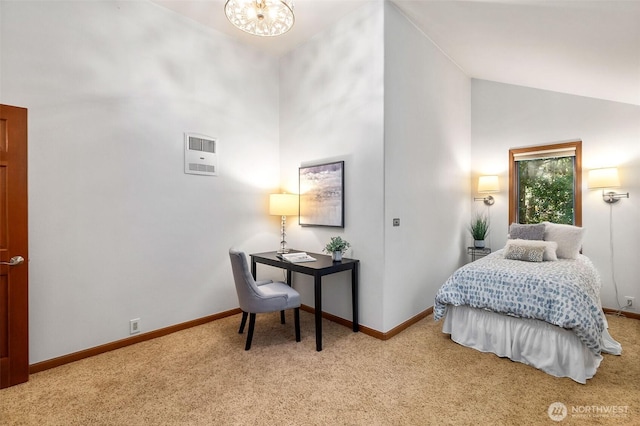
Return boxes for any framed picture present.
[299,161,344,227]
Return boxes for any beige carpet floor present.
[1,311,639,425]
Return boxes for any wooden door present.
[0,104,29,388]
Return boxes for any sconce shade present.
[478,175,499,193]
[269,193,298,216]
[588,168,620,189]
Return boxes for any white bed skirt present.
[442,305,621,384]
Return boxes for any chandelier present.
[224,0,295,37]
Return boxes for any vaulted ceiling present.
[153,0,640,106]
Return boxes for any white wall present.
[3,0,470,364]
[383,3,471,331]
[10,0,623,365]
[279,2,386,331]
[1,0,281,363]
[471,79,640,310]
[278,1,471,333]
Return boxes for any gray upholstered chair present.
[229,249,301,350]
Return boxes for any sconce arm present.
[603,190,630,204]
[473,195,495,206]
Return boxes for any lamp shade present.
[478,175,499,193]
[269,193,298,216]
[588,168,620,189]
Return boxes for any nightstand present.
[467,246,491,262]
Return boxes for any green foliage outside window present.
[517,157,574,225]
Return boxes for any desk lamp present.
[269,193,298,253]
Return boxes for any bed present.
[434,223,622,384]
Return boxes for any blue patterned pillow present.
[504,243,545,262]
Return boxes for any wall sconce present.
[587,168,629,203]
[474,175,499,206]
[269,193,298,253]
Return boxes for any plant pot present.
[474,240,485,249]
[331,251,342,261]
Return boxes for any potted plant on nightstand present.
[469,213,489,248]
[323,236,351,262]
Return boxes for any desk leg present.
[281,269,293,325]
[352,264,359,332]
[251,259,257,279]
[314,275,322,351]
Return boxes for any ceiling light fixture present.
[224,0,294,37]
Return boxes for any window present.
[509,141,582,226]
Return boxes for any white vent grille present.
[188,163,216,173]
[184,133,218,176]
[188,137,216,153]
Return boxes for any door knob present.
[0,256,24,266]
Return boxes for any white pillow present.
[505,239,558,261]
[542,222,585,259]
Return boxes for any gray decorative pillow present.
[509,223,545,240]
[504,243,545,262]
[505,239,558,261]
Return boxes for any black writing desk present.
[250,250,359,351]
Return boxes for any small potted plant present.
[323,236,351,261]
[469,213,489,248]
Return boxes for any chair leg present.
[245,313,256,350]
[239,311,248,334]
[280,310,286,324]
[294,307,300,342]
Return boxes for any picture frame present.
[299,161,344,227]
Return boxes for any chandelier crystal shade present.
[224,0,295,37]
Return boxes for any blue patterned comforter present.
[434,250,606,354]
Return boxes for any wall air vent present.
[184,133,218,176]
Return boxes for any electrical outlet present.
[624,296,634,308]
[393,218,400,227]
[130,318,140,335]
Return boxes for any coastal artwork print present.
[299,161,344,227]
